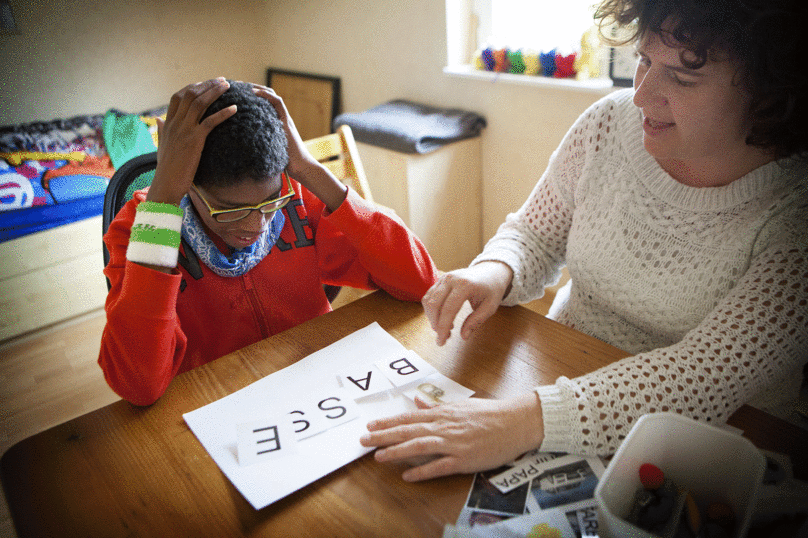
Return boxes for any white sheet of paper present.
[183,323,429,509]
[402,372,476,404]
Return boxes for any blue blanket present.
[0,107,164,242]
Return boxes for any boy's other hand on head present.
[147,78,237,206]
[251,84,348,213]
[250,85,317,179]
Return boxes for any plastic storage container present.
[594,412,765,538]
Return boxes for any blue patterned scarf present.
[180,196,285,277]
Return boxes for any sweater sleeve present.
[314,187,439,300]
[538,236,808,456]
[471,99,599,305]
[98,192,187,406]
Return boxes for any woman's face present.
[632,31,764,186]
[189,175,283,250]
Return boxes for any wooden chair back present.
[304,125,373,203]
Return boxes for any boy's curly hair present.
[194,80,289,188]
[595,0,808,159]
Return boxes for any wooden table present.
[2,291,806,537]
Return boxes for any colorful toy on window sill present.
[474,47,579,78]
[474,26,605,81]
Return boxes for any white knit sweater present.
[474,88,808,456]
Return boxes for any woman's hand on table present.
[422,261,514,346]
[359,392,544,482]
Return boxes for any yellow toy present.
[574,25,604,80]
[523,50,540,75]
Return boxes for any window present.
[486,0,595,53]
[447,0,599,65]
[445,0,614,91]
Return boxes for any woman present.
[360,0,808,482]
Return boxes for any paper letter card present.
[236,416,299,466]
[183,323,473,510]
[374,349,437,387]
[337,363,393,399]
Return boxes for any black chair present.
[101,150,341,302]
[102,151,158,289]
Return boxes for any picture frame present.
[609,46,637,87]
[266,68,341,140]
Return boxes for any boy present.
[100,78,438,405]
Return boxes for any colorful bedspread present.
[0,107,164,242]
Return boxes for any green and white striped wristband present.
[126,201,184,267]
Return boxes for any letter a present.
[347,371,373,391]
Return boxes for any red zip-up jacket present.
[99,182,438,405]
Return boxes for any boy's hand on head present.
[250,85,318,179]
[147,78,237,206]
[252,84,348,212]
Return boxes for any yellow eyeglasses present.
[191,174,295,223]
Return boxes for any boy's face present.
[189,175,285,250]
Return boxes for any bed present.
[0,106,165,342]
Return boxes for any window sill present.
[443,64,617,95]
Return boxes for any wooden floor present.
[0,308,116,538]
[0,285,558,538]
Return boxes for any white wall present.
[259,0,605,241]
[1,0,605,245]
[0,0,268,124]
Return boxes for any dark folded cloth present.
[334,100,486,154]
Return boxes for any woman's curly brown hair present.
[595,0,808,159]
